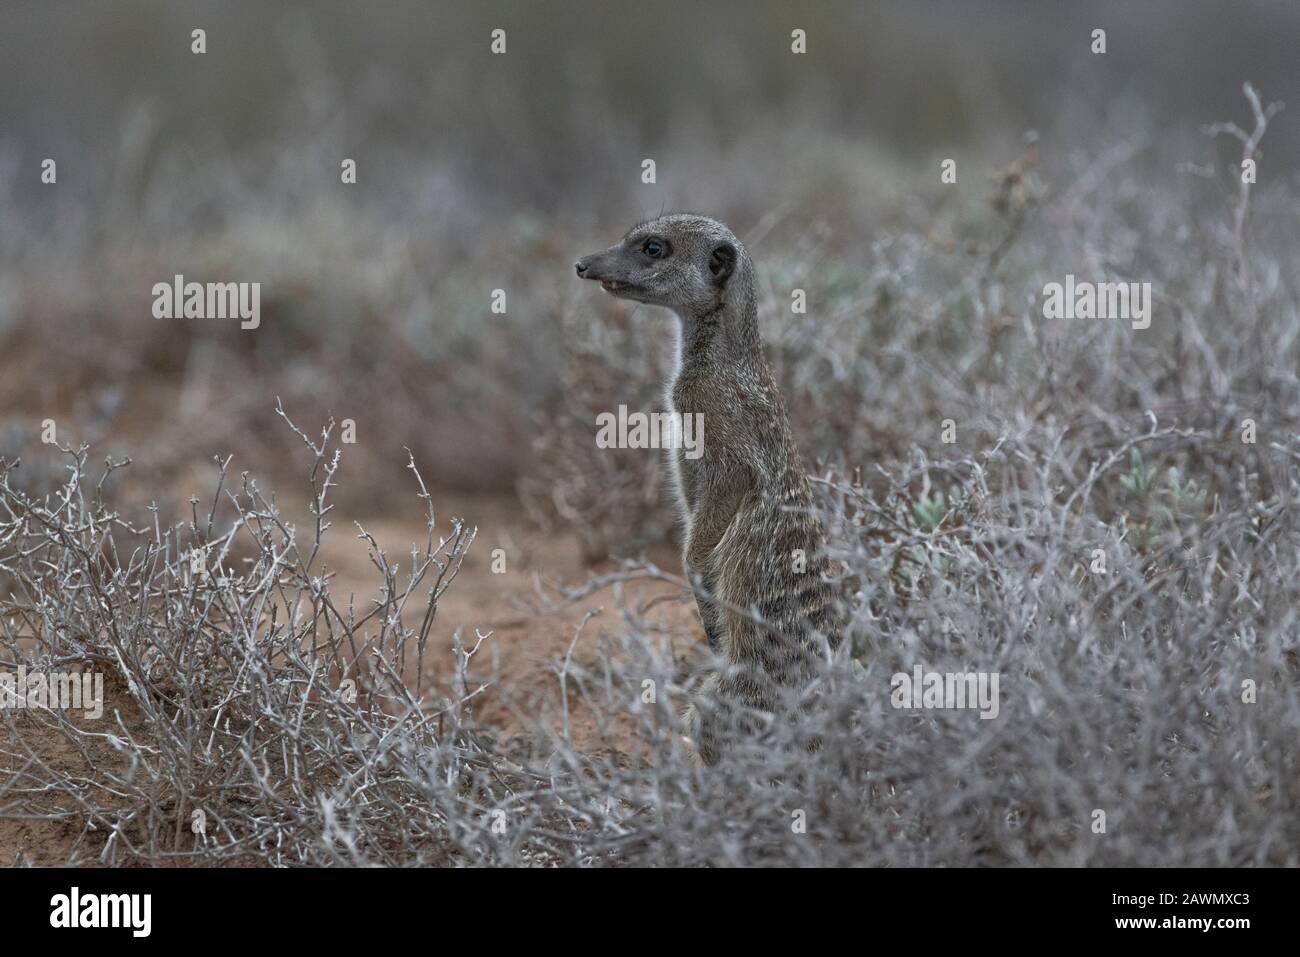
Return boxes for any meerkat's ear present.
[708,243,736,286]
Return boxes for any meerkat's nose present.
[574,259,590,277]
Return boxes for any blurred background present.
[6,2,1300,869]
[1,0,1297,543]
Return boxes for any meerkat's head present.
[574,214,746,316]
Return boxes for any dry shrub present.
[2,87,1298,867]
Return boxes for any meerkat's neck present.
[671,257,764,380]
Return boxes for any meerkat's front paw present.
[680,701,718,767]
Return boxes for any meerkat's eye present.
[642,238,669,258]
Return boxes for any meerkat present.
[575,214,841,764]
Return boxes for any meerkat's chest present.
[664,381,691,506]
[666,374,724,516]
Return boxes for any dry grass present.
[2,77,1299,865]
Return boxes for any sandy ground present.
[322,488,704,744]
[0,488,703,865]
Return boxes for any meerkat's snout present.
[573,251,613,281]
[574,249,637,296]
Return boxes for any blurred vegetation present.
[2,0,1299,868]
[0,0,1297,524]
